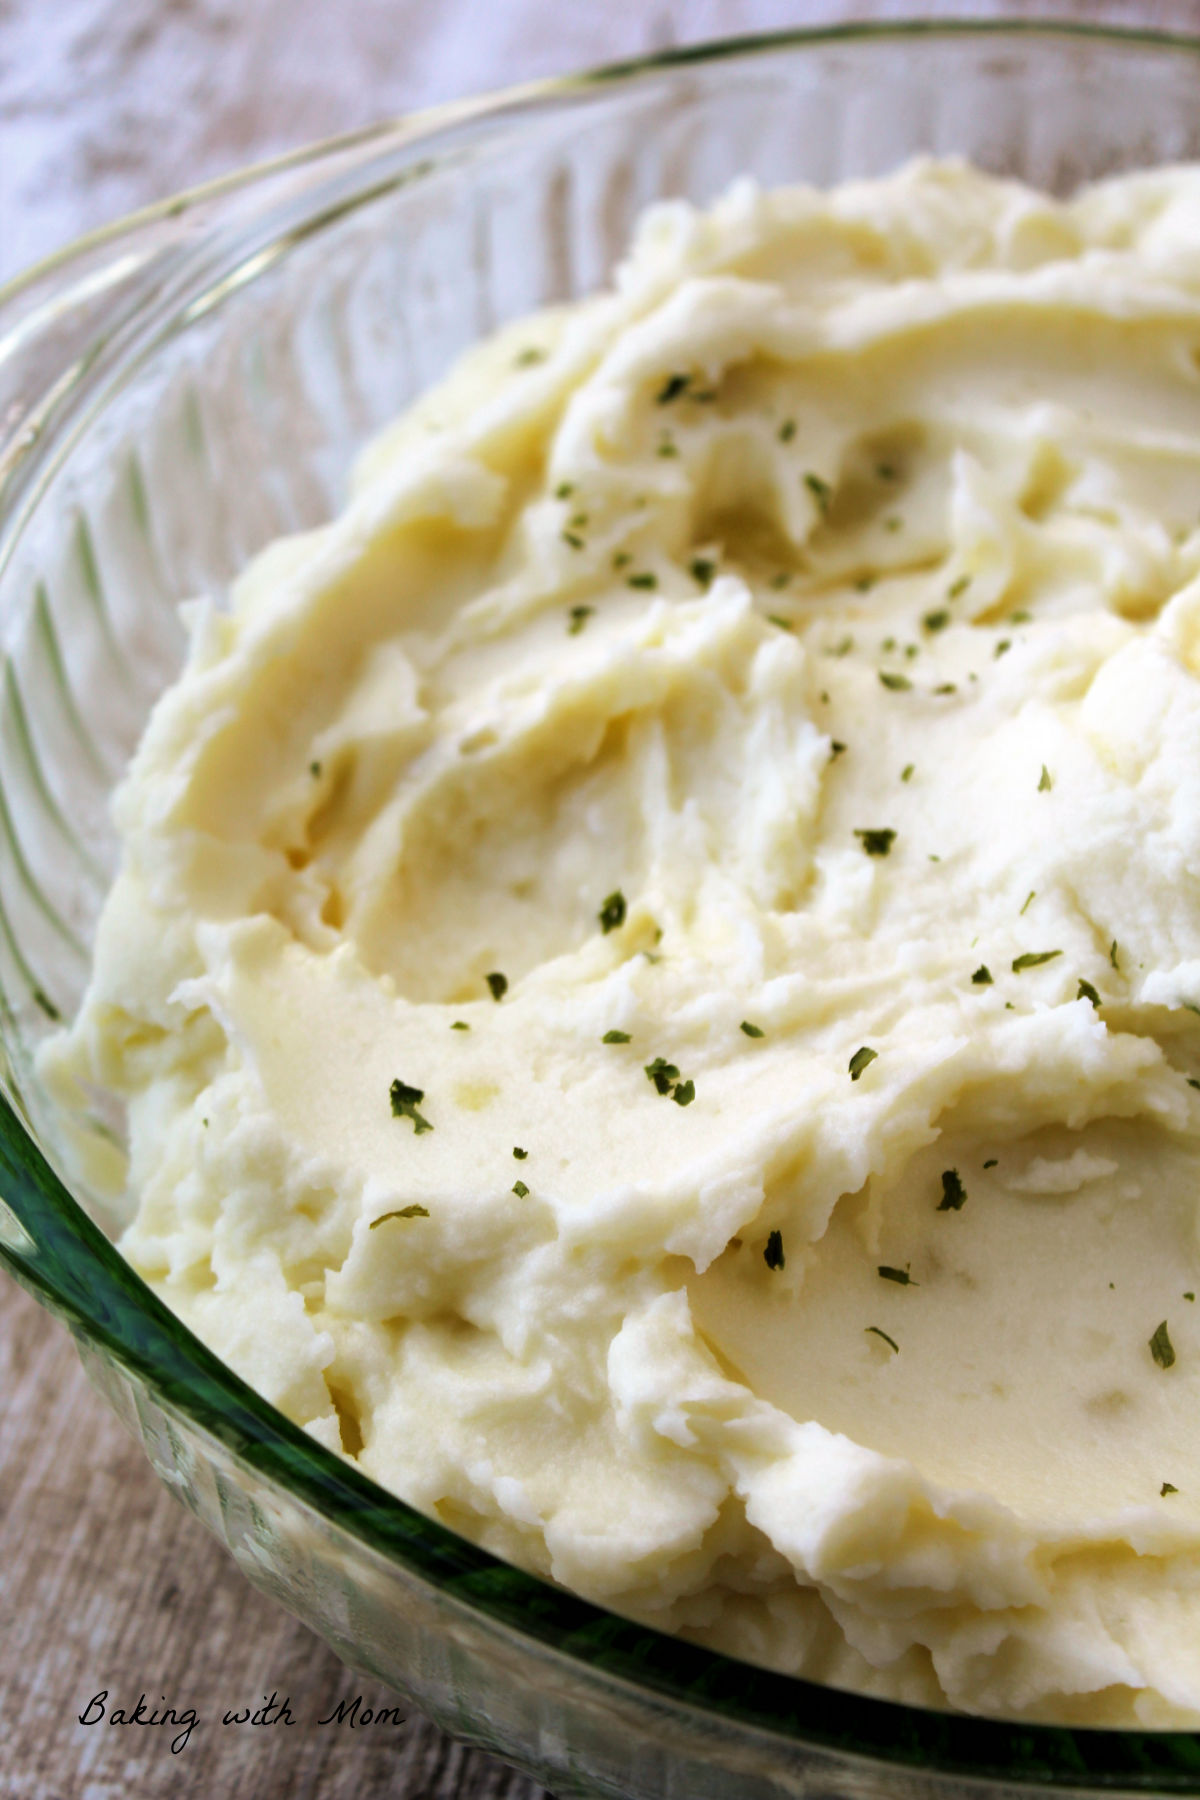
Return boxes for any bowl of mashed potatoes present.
[7,22,1200,1798]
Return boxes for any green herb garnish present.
[513,1147,528,1160]
[309,761,322,778]
[878,1265,916,1285]
[32,988,59,1021]
[865,1326,899,1352]
[612,551,632,570]
[971,966,993,986]
[602,1030,631,1044]
[1151,1320,1176,1370]
[555,482,575,500]
[901,764,914,783]
[876,462,898,481]
[450,1021,470,1031]
[657,372,691,404]
[562,531,585,551]
[1038,765,1052,792]
[515,347,546,367]
[1021,890,1036,915]
[879,671,911,692]
[767,614,793,630]
[370,1204,429,1227]
[1110,940,1120,969]
[849,1046,878,1081]
[764,1230,785,1271]
[628,572,657,590]
[673,1079,696,1106]
[805,472,832,514]
[389,1079,432,1135]
[645,1057,681,1095]
[779,419,797,443]
[568,604,593,633]
[690,557,716,588]
[855,828,896,857]
[948,575,971,598]
[938,1169,967,1211]
[598,890,627,933]
[995,638,1012,659]
[1162,1482,1179,1496]
[983,1158,998,1170]
[486,972,508,1001]
[829,741,847,761]
[740,1021,765,1038]
[922,609,950,634]
[513,1180,530,1198]
[1078,980,1101,1008]
[933,682,957,695]
[1012,950,1062,972]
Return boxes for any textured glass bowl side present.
[5,25,1200,1799]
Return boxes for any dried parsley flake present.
[1012,950,1061,972]
[1151,1320,1177,1370]
[389,1079,433,1135]
[645,1057,680,1095]
[938,1169,967,1211]
[805,472,833,513]
[657,372,691,404]
[370,1204,430,1227]
[598,890,627,933]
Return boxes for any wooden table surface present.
[1,2,1196,1796]
[0,1277,550,1800]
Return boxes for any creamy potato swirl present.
[45,161,1200,1723]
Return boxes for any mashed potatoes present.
[43,159,1200,1724]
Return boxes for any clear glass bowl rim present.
[4,19,1200,1790]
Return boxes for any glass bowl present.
[6,22,1200,1798]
